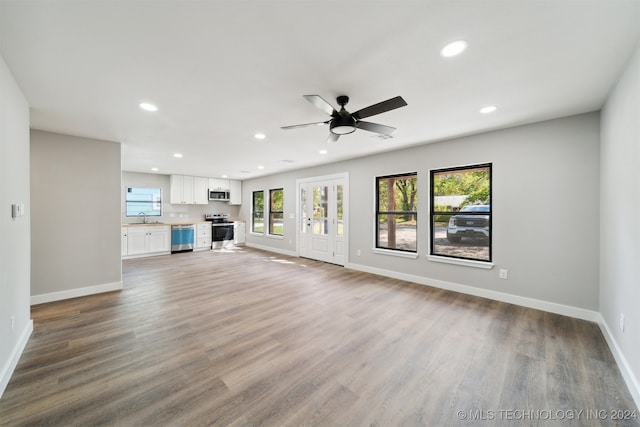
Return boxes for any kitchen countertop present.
[122,221,209,227]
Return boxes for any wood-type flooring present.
[1,247,638,426]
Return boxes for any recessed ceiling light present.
[254,133,266,140]
[139,102,158,112]
[221,174,228,178]
[173,153,183,158]
[151,167,159,171]
[319,149,328,155]
[257,165,265,170]
[440,40,467,57]
[480,105,497,114]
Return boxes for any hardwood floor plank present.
[1,248,637,426]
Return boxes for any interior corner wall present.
[0,54,31,398]
[30,130,122,303]
[240,113,601,314]
[600,41,640,405]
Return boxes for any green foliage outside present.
[252,191,264,233]
[433,169,490,209]
[378,175,417,223]
[432,168,490,226]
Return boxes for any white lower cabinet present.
[195,223,212,250]
[233,221,246,245]
[148,227,171,253]
[122,225,171,258]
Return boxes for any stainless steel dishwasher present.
[171,224,195,253]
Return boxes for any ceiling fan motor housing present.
[330,95,356,134]
[330,115,357,135]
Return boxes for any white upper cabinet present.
[229,179,242,205]
[169,175,241,205]
[193,176,209,205]
[208,178,229,190]
[170,174,195,204]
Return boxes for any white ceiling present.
[1,1,639,180]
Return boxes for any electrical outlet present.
[356,249,361,256]
[620,314,625,332]
[11,315,15,332]
[499,269,508,280]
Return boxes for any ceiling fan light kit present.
[282,94,407,143]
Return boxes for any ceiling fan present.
[282,94,407,143]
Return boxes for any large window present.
[252,190,264,233]
[125,187,161,217]
[376,173,417,252]
[431,163,491,262]
[269,188,284,235]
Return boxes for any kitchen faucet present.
[138,212,147,224]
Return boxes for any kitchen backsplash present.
[121,171,240,224]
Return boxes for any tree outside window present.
[252,190,264,233]
[376,173,417,252]
[431,164,491,262]
[269,188,284,236]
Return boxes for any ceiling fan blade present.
[326,133,340,144]
[352,96,407,120]
[356,121,396,136]
[303,95,338,117]
[281,121,329,130]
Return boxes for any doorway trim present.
[296,172,349,266]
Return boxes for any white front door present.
[297,174,347,266]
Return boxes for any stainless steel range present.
[205,213,234,248]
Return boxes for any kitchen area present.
[121,171,245,258]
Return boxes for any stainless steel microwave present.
[209,190,230,201]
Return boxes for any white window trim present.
[372,248,419,259]
[427,254,493,269]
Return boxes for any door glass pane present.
[300,187,307,233]
[313,186,328,235]
[336,184,343,236]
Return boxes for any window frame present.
[268,188,284,236]
[251,190,265,234]
[375,172,418,253]
[125,187,162,217]
[429,163,492,263]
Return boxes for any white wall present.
[600,41,640,405]
[121,171,240,224]
[0,55,32,398]
[240,113,601,315]
[30,130,122,303]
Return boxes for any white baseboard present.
[344,262,640,406]
[0,319,33,399]
[30,281,123,305]
[245,242,297,258]
[597,314,640,409]
[345,262,600,322]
